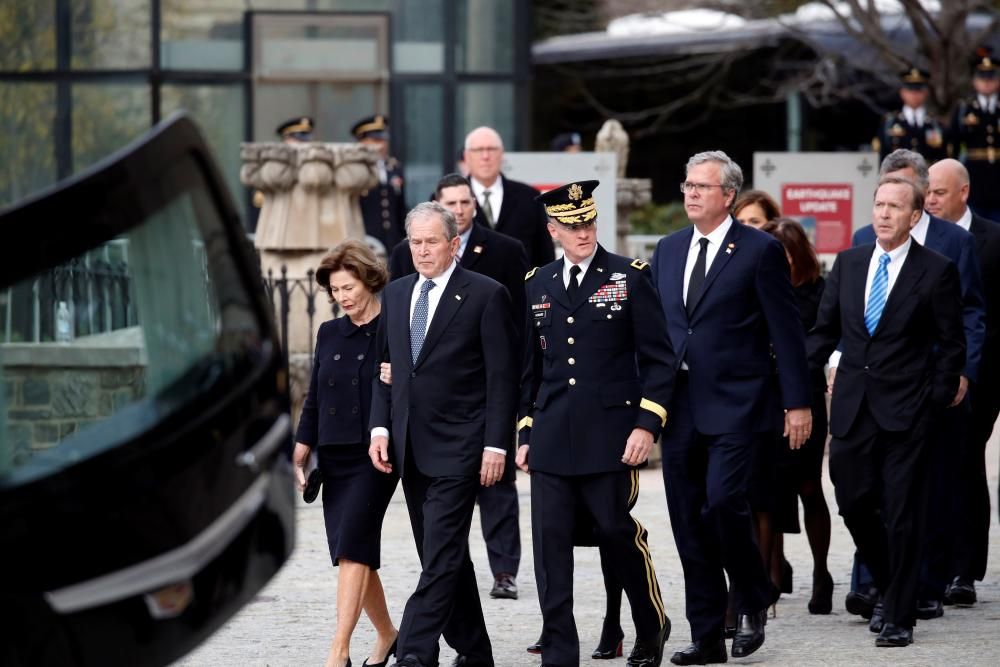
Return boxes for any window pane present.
[253,83,312,141]
[0,2,56,69]
[0,83,57,207]
[161,84,246,206]
[393,0,444,73]
[72,84,150,173]
[456,82,514,149]
[0,175,262,479]
[161,0,244,70]
[255,15,387,78]
[456,0,513,73]
[70,0,151,69]
[402,84,443,209]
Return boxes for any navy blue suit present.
[651,221,810,643]
[851,215,986,604]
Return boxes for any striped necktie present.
[865,253,891,335]
[410,279,436,363]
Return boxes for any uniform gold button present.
[626,400,632,405]
[569,378,576,386]
[568,337,575,344]
[568,358,576,365]
[567,316,575,324]
[606,314,612,319]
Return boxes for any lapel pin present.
[726,242,736,255]
[473,245,483,254]
[596,267,604,272]
[455,294,462,301]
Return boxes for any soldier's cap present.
[352,114,389,140]
[550,132,582,152]
[535,180,599,226]
[974,47,998,78]
[899,67,929,89]
[276,116,314,140]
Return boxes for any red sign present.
[782,183,853,253]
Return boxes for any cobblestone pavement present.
[179,435,1000,667]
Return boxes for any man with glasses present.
[650,151,811,665]
[464,126,555,267]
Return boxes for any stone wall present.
[2,329,146,467]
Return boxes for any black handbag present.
[303,468,323,503]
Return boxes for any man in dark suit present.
[369,202,517,667]
[517,180,674,667]
[389,173,528,601]
[464,126,555,267]
[354,114,407,255]
[809,176,966,647]
[650,151,812,664]
[926,158,1000,605]
[841,149,985,622]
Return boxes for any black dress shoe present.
[526,635,543,654]
[875,623,913,647]
[592,622,624,659]
[669,639,728,665]
[944,576,977,606]
[730,611,765,658]
[844,586,878,619]
[626,619,670,666]
[808,571,833,615]
[915,598,944,620]
[489,573,517,599]
[868,601,884,634]
[450,656,491,667]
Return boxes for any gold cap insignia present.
[568,183,583,201]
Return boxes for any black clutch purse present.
[303,468,323,503]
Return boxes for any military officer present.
[516,180,675,667]
[874,68,948,162]
[953,49,1000,221]
[352,114,406,255]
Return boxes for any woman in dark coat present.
[293,239,399,667]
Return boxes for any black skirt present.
[317,445,398,569]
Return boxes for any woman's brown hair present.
[733,189,781,221]
[764,218,821,287]
[314,238,389,302]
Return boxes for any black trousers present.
[531,469,666,667]
[661,383,770,643]
[829,402,929,628]
[396,447,492,667]
[477,480,520,577]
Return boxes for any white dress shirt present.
[979,94,998,114]
[562,248,597,288]
[956,206,973,232]
[683,216,733,306]
[903,105,925,127]
[471,176,504,222]
[457,227,473,260]
[910,211,930,245]
[372,259,504,454]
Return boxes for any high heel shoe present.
[808,571,834,615]
[780,558,793,594]
[769,583,781,619]
[362,637,397,667]
[591,622,624,659]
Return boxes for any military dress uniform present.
[873,69,948,162]
[519,181,675,667]
[352,115,407,254]
[953,56,1000,220]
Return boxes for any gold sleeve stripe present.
[640,398,667,427]
[517,416,533,431]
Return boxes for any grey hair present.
[464,126,504,151]
[880,149,929,191]
[686,150,743,195]
[405,201,459,241]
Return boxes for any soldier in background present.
[353,115,407,257]
[550,132,582,153]
[953,49,1000,222]
[873,68,948,163]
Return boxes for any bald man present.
[464,126,555,266]
[927,159,1000,605]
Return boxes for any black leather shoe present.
[363,637,397,667]
[626,619,670,666]
[844,586,878,619]
[526,635,543,655]
[808,571,833,615]
[670,639,727,665]
[592,622,624,659]
[944,577,977,606]
[730,611,765,658]
[915,598,944,620]
[450,656,491,667]
[868,602,884,634]
[489,573,517,599]
[875,623,913,647]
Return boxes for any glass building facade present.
[0,0,532,222]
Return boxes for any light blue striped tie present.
[410,279,435,363]
[865,253,891,335]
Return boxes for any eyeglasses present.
[680,182,726,195]
[466,146,501,155]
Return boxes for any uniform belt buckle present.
[989,147,996,164]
